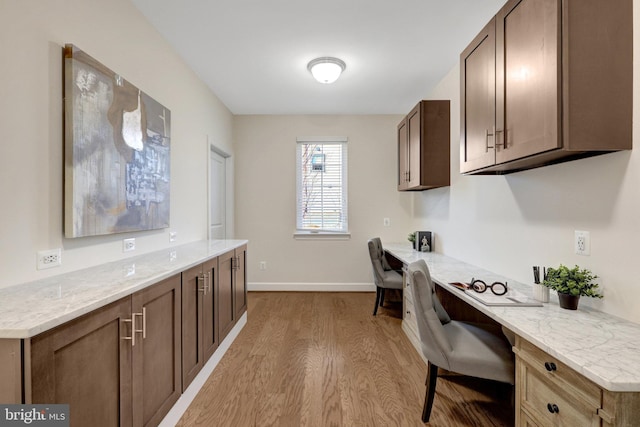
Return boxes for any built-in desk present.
[384,243,640,427]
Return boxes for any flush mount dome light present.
[307,57,346,84]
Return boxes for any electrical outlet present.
[259,261,267,270]
[123,238,136,253]
[575,230,590,256]
[383,218,390,227]
[37,248,62,270]
[169,231,177,242]
[123,263,136,277]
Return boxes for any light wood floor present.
[177,292,513,427]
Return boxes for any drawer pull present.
[547,403,559,414]
[544,362,557,372]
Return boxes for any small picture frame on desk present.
[415,231,432,252]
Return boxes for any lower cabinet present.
[3,244,249,427]
[234,244,247,320]
[219,245,247,342]
[181,257,219,391]
[515,336,640,427]
[29,274,182,427]
[30,296,133,427]
[132,275,182,427]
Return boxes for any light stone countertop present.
[0,240,247,339]
[385,243,640,393]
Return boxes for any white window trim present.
[295,136,349,239]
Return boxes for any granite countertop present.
[0,240,247,339]
[385,243,640,393]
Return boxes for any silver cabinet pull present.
[204,272,211,294]
[133,309,145,340]
[486,127,505,152]
[141,307,146,339]
[495,128,505,149]
[122,318,135,346]
[485,128,494,152]
[198,273,207,294]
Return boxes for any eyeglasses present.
[470,278,508,296]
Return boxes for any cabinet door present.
[0,339,22,403]
[181,264,204,391]
[234,245,247,319]
[397,118,409,190]
[495,0,560,164]
[132,274,181,427]
[202,257,219,361]
[460,18,497,173]
[407,103,422,188]
[218,250,235,341]
[30,298,133,427]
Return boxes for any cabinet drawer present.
[519,360,600,427]
[516,338,601,409]
[403,303,419,336]
[519,408,541,427]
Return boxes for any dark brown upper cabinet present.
[460,0,632,175]
[397,100,450,191]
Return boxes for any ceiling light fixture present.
[307,57,346,84]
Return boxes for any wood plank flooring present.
[177,292,513,427]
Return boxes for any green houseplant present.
[542,264,603,310]
[407,232,416,249]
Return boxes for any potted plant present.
[542,264,603,310]
[407,232,416,249]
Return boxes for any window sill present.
[293,231,351,240]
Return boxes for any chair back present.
[408,260,453,370]
[367,238,387,286]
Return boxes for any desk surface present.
[385,243,640,392]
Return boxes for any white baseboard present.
[248,282,376,292]
[159,312,248,427]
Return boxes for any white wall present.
[234,115,411,289]
[0,0,233,288]
[412,5,640,323]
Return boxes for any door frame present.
[207,138,232,240]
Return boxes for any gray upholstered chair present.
[407,259,515,423]
[367,238,403,315]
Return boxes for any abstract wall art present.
[64,44,171,238]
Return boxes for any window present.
[296,137,348,236]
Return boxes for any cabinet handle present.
[544,362,557,372]
[205,272,211,294]
[496,129,505,149]
[198,274,207,294]
[142,307,146,339]
[486,127,505,152]
[546,403,559,414]
[122,318,135,346]
[133,308,145,340]
[485,128,495,152]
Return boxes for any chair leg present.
[373,287,381,315]
[379,288,386,307]
[422,362,439,423]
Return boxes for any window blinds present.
[296,137,348,233]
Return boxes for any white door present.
[209,148,226,239]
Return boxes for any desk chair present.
[407,259,515,423]
[367,238,403,315]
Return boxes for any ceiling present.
[131,0,506,115]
